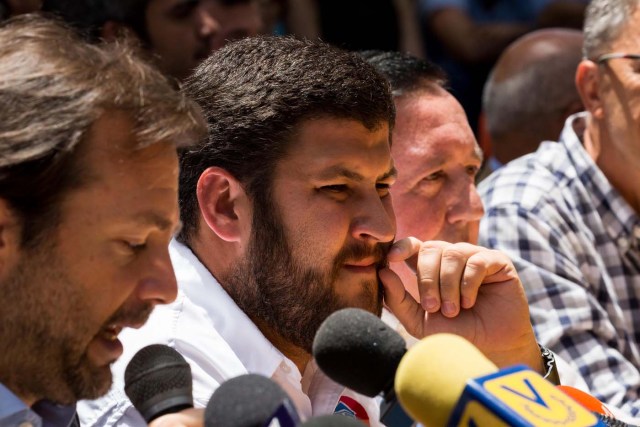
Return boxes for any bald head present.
[483,29,584,164]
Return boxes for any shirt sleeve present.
[480,202,640,417]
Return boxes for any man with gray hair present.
[480,0,640,416]
[0,15,205,426]
[481,28,584,176]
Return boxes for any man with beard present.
[0,15,205,427]
[81,36,546,426]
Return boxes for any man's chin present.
[343,282,383,317]
[59,354,114,403]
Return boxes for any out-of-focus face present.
[594,8,640,168]
[222,118,396,352]
[6,0,41,15]
[145,0,262,80]
[391,90,484,245]
[0,112,181,404]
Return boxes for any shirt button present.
[618,237,630,252]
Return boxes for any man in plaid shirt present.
[479,0,640,418]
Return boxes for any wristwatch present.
[539,344,561,386]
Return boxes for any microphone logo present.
[451,366,602,426]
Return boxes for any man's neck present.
[253,319,311,375]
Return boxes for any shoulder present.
[480,141,580,214]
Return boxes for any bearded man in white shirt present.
[81,36,549,426]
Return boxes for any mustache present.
[103,302,154,329]
[334,240,393,271]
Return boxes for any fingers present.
[387,236,423,264]
[403,240,513,318]
[149,408,204,427]
[379,267,424,338]
[416,245,443,314]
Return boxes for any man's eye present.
[466,165,480,176]
[122,241,147,254]
[376,183,391,196]
[424,171,444,182]
[321,185,348,193]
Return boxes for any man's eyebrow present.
[473,144,484,163]
[379,166,398,181]
[131,211,181,234]
[317,165,397,181]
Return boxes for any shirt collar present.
[169,239,285,378]
[561,113,640,253]
[0,383,76,427]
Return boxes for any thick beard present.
[221,194,389,354]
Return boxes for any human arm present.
[480,201,640,417]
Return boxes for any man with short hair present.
[363,50,588,389]
[82,36,545,426]
[362,51,484,300]
[481,28,584,176]
[42,0,263,81]
[0,15,205,426]
[480,0,640,416]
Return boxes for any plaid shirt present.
[479,113,640,417]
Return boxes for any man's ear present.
[576,60,604,120]
[0,199,21,278]
[196,167,250,242]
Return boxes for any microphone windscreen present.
[204,374,294,427]
[395,333,497,427]
[300,415,366,426]
[124,344,193,422]
[312,308,406,397]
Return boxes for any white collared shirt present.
[78,239,382,426]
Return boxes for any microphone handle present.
[380,389,415,427]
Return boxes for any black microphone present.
[204,373,300,427]
[299,415,366,426]
[312,308,414,427]
[124,344,193,423]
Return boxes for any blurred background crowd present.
[0,0,589,163]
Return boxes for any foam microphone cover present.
[124,344,193,422]
[300,415,366,426]
[312,308,407,397]
[205,374,296,427]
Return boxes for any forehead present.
[608,8,640,49]
[277,117,393,179]
[63,111,179,226]
[392,93,481,164]
[79,111,179,190]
